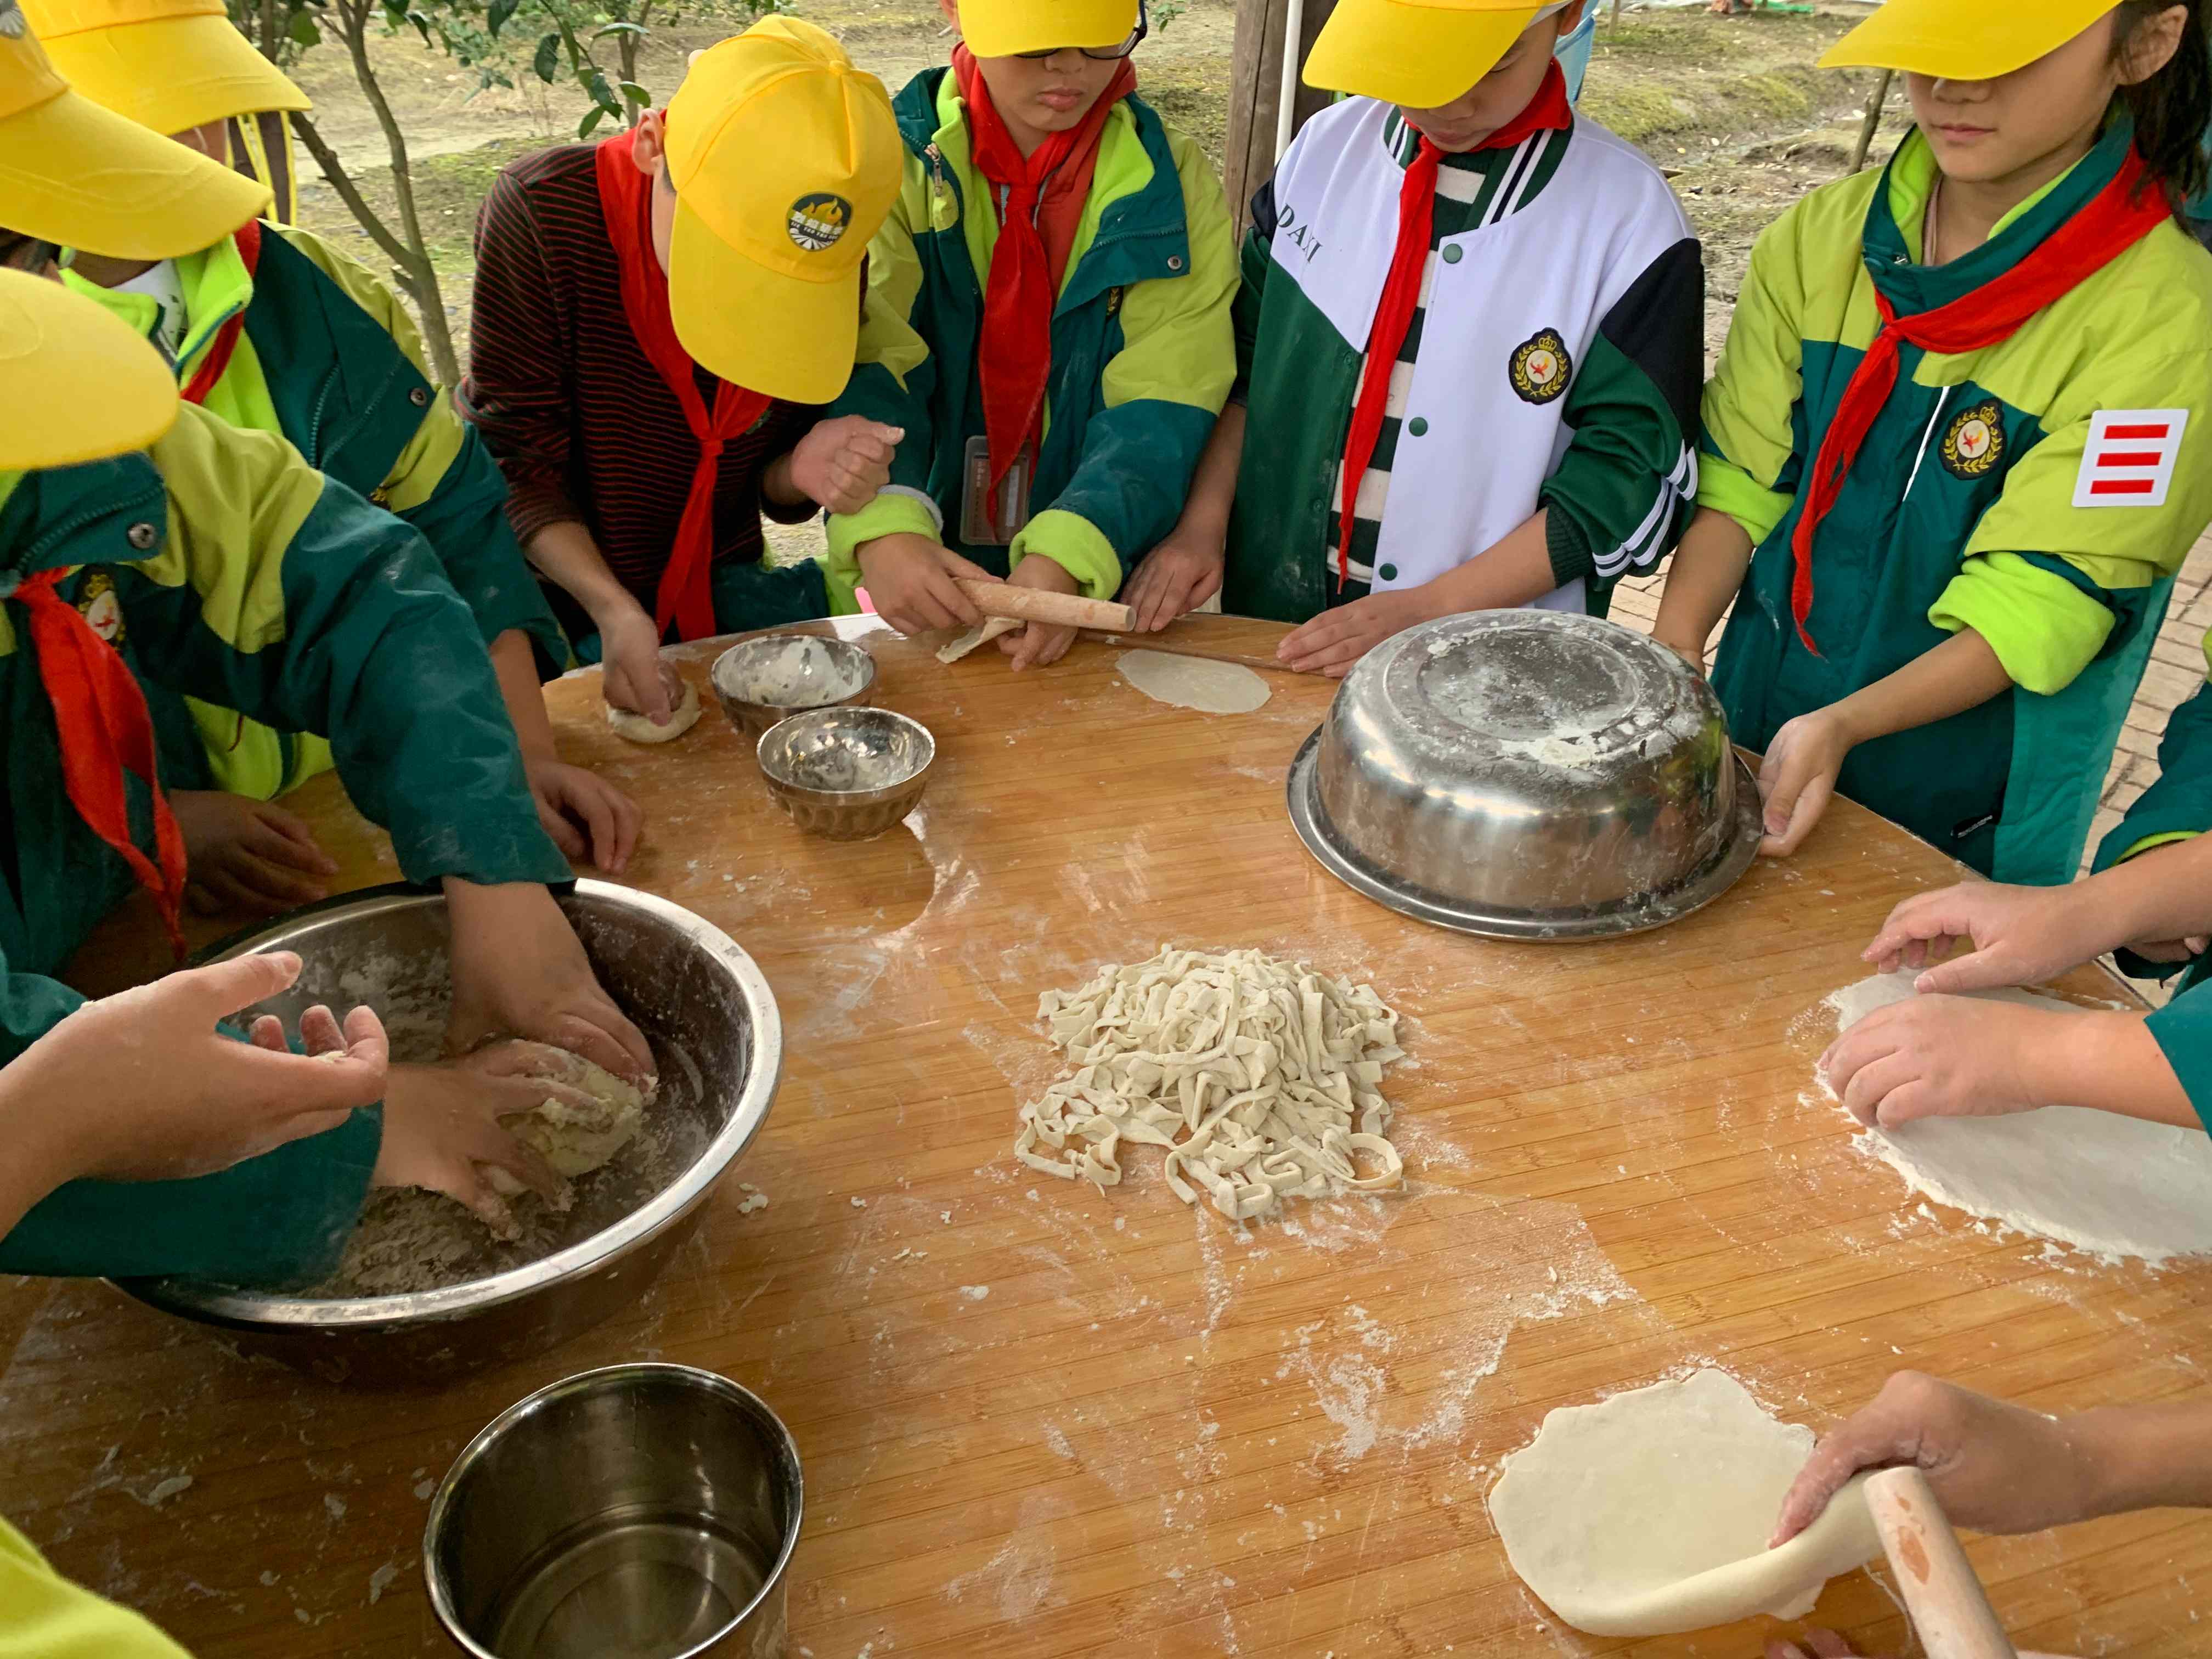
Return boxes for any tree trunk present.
[334,0,460,381]
[620,0,653,125]
[1223,0,1336,238]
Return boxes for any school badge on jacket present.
[1939,400,2005,479]
[75,570,123,645]
[1510,329,1572,404]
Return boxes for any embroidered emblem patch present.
[787,193,854,253]
[2074,408,2190,509]
[1939,400,2005,480]
[1509,329,1572,405]
[76,571,123,645]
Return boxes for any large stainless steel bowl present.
[1287,611,1761,940]
[115,881,782,1385]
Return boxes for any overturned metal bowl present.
[757,707,934,842]
[710,633,877,741]
[115,881,782,1384]
[1287,611,1760,940]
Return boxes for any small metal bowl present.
[114,882,782,1384]
[757,707,935,842]
[710,633,877,740]
[1287,611,1760,940]
[426,1364,802,1659]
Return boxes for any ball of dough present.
[485,1056,655,1206]
[605,679,701,744]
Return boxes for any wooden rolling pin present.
[955,579,1133,633]
[1865,1468,2017,1659]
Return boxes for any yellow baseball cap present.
[1820,0,2122,80]
[0,269,178,467]
[663,16,901,404]
[1304,0,1547,108]
[22,0,307,137]
[0,5,269,256]
[954,0,1139,58]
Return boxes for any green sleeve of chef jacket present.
[2147,981,2212,1136]
[115,406,571,890]
[2093,637,2212,985]
[0,955,382,1284]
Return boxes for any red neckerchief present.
[1787,145,2172,653]
[15,571,187,957]
[179,219,263,406]
[954,46,1138,490]
[594,127,771,641]
[1336,62,1573,589]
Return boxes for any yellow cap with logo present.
[953,0,1139,58]
[1304,0,1547,109]
[0,269,178,467]
[0,1,269,256]
[1820,0,2123,80]
[22,0,306,137]
[663,15,901,404]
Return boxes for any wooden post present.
[1224,0,1339,236]
[1850,68,1895,172]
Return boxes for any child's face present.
[969,48,1127,151]
[1906,8,2181,190]
[1399,3,1577,154]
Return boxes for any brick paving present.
[1607,529,2212,874]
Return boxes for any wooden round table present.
[6,615,2202,1658]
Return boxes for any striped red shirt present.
[458,143,816,610]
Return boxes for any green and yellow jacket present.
[0,404,570,1285]
[825,66,1238,607]
[1700,125,2212,886]
[65,223,563,800]
[0,1514,188,1657]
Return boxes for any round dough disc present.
[605,679,701,744]
[1115,650,1270,714]
[1487,1369,1879,1637]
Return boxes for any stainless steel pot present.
[756,707,935,842]
[113,881,782,1385]
[1288,611,1762,940]
[425,1364,802,1659]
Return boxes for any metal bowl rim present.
[422,1361,804,1659]
[710,633,878,718]
[1285,727,1764,941]
[113,879,783,1327]
[755,706,938,800]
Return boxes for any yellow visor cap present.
[0,269,178,468]
[663,15,901,405]
[22,0,306,136]
[1820,0,2124,79]
[953,0,1139,58]
[1304,0,1546,109]
[0,6,269,257]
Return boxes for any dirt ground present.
[288,1,1900,363]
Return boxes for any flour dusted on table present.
[1014,946,1406,1221]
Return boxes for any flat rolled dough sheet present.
[1115,649,1270,714]
[605,679,701,743]
[937,616,1020,663]
[1826,973,2212,1265]
[1488,1369,1880,1637]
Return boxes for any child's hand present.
[1125,527,1225,632]
[856,533,1000,635]
[374,1043,592,1234]
[173,790,339,916]
[1276,589,1435,678]
[1818,994,2066,1127]
[789,416,903,516]
[1773,1371,2101,1549]
[596,599,681,725]
[1754,710,1855,856]
[999,554,1080,671]
[443,881,654,1086]
[1863,881,2110,992]
[526,757,645,877]
[8,953,388,1186]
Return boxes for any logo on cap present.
[787,193,854,253]
[0,1,26,39]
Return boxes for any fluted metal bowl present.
[757,707,935,842]
[114,881,782,1385]
[1286,611,1760,940]
[710,633,877,741]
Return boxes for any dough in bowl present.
[486,1054,654,1203]
[1487,1369,1880,1636]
